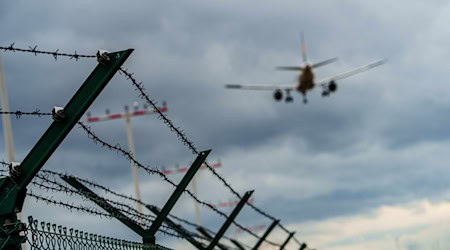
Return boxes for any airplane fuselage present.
[297,65,315,95]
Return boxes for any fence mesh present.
[25,216,172,250]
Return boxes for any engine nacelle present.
[273,89,283,101]
[328,81,337,92]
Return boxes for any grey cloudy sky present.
[2,0,450,249]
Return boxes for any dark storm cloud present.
[3,0,450,249]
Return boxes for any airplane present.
[225,34,385,104]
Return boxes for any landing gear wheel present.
[285,96,294,103]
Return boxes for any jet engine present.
[273,89,283,101]
[322,81,337,97]
[328,80,337,92]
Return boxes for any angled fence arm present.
[252,219,279,250]
[206,190,254,250]
[279,231,295,250]
[61,176,145,236]
[230,239,246,250]
[299,243,307,250]
[145,150,210,244]
[0,49,132,250]
[146,205,206,250]
[196,227,229,250]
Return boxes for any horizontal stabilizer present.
[312,57,338,69]
[225,84,243,89]
[276,66,304,71]
[225,83,296,91]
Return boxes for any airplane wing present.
[315,59,386,86]
[225,83,297,91]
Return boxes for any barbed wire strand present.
[75,122,280,247]
[0,161,183,239]
[119,68,292,235]
[39,168,252,248]
[0,87,295,243]
[33,172,156,225]
[26,192,181,239]
[0,43,95,61]
[0,93,292,238]
[2,161,277,247]
[0,109,51,119]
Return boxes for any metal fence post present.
[61,176,145,236]
[146,205,206,250]
[279,231,295,250]
[252,219,279,250]
[196,227,228,250]
[230,239,246,250]
[145,150,210,244]
[206,190,254,250]
[0,49,132,249]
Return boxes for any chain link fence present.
[25,216,172,250]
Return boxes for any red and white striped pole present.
[212,197,254,209]
[160,161,222,175]
[87,102,167,222]
[87,102,167,123]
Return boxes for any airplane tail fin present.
[311,57,338,69]
[300,32,308,64]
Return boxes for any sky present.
[2,0,450,249]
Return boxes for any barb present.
[76,122,280,246]
[0,43,95,61]
[119,68,286,228]
[0,109,51,119]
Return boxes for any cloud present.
[279,199,450,250]
[3,0,450,249]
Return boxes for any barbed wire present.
[0,77,293,240]
[2,151,279,247]
[0,43,302,245]
[0,43,95,61]
[0,109,51,119]
[119,68,291,234]
[76,122,280,247]
[26,192,181,239]
[0,162,181,238]
[28,174,217,243]
[0,110,291,244]
[40,168,248,247]
[33,172,156,225]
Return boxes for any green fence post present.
[0,49,133,249]
[230,239,246,250]
[61,176,145,236]
[196,227,229,250]
[146,205,206,250]
[252,219,279,250]
[206,190,254,250]
[299,243,307,250]
[145,150,210,244]
[279,231,295,250]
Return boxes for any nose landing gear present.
[285,90,294,103]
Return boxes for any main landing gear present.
[285,90,293,103]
